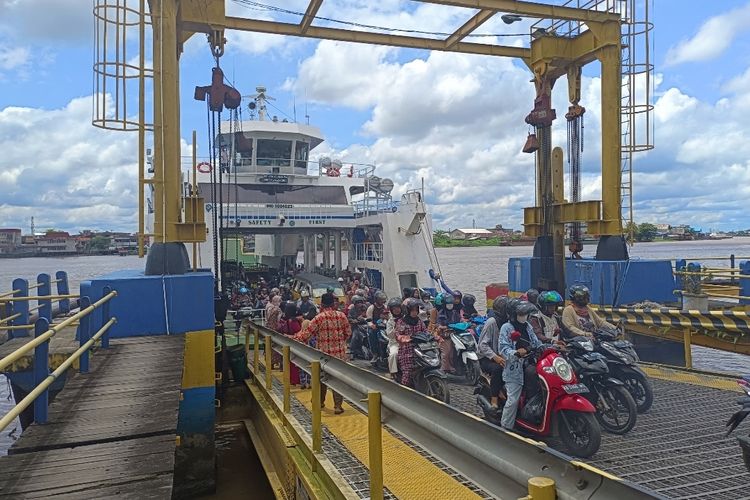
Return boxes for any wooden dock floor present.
[0,335,185,498]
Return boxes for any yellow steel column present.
[138,0,146,257]
[191,129,198,270]
[367,391,384,500]
[599,43,622,235]
[282,345,291,413]
[311,361,322,453]
[264,335,272,390]
[253,325,260,378]
[683,327,693,369]
[151,0,182,243]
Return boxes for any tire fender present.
[604,377,625,387]
[554,394,597,413]
[425,370,448,380]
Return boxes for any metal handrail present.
[0,291,117,373]
[0,317,116,433]
[0,294,80,303]
[252,322,660,500]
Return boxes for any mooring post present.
[79,296,92,373]
[37,274,52,322]
[33,318,50,424]
[56,271,71,314]
[740,261,750,306]
[368,391,384,500]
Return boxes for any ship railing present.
[181,156,376,179]
[352,199,399,217]
[0,287,117,432]
[245,322,658,500]
[0,272,80,338]
[352,242,383,262]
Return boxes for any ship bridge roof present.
[220,120,324,149]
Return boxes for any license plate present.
[563,383,589,394]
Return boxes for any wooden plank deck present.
[0,335,185,498]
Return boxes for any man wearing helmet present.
[498,300,543,430]
[297,290,318,319]
[385,297,404,379]
[530,290,564,341]
[436,290,464,373]
[396,298,430,386]
[477,296,509,412]
[561,285,615,338]
[366,291,389,364]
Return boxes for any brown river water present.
[2,239,750,452]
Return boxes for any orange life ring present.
[197,162,212,173]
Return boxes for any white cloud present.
[0,0,92,43]
[665,2,750,66]
[0,45,29,71]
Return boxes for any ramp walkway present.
[0,335,184,499]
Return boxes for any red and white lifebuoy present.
[197,161,212,173]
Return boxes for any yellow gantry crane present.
[94,0,650,288]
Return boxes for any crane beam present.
[300,0,324,34]
[414,0,619,22]
[445,9,496,48]
[219,17,531,59]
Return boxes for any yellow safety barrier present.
[0,313,21,325]
[0,291,117,373]
[0,294,80,303]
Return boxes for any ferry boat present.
[162,87,440,299]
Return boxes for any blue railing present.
[0,287,117,430]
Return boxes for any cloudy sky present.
[2,0,750,233]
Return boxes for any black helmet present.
[569,285,590,306]
[420,290,432,301]
[462,294,476,307]
[525,288,540,306]
[491,296,508,318]
[351,295,366,305]
[283,301,298,318]
[402,287,413,299]
[452,290,463,301]
[387,297,403,313]
[514,300,536,318]
[374,291,387,304]
[404,298,421,313]
[506,298,521,318]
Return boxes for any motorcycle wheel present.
[466,359,481,385]
[558,410,601,458]
[595,385,637,435]
[426,377,451,404]
[618,370,654,413]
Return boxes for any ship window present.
[257,139,292,167]
[295,141,309,170]
[201,185,349,205]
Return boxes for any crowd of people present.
[229,269,613,424]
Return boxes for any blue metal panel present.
[80,270,214,338]
[566,259,675,306]
[508,257,532,293]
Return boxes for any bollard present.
[33,318,50,424]
[525,477,556,500]
[253,326,260,378]
[56,271,70,314]
[37,274,52,322]
[740,261,750,307]
[311,361,322,453]
[265,335,272,390]
[683,327,693,369]
[367,391,384,500]
[79,296,92,373]
[282,346,291,413]
[101,286,112,348]
[11,278,29,339]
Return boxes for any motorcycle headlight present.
[553,357,574,383]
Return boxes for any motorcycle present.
[446,322,481,384]
[594,327,654,413]
[349,319,372,361]
[370,319,390,372]
[398,331,450,404]
[725,375,750,472]
[475,343,602,457]
[564,336,637,435]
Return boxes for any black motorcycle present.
[370,320,390,372]
[725,375,750,472]
[565,336,637,434]
[594,327,654,413]
[397,331,450,404]
[349,319,372,361]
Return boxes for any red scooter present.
[476,341,602,457]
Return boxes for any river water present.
[2,239,750,452]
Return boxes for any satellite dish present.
[248,101,256,110]
[331,158,343,168]
[380,178,394,193]
[319,156,331,168]
[369,176,381,189]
